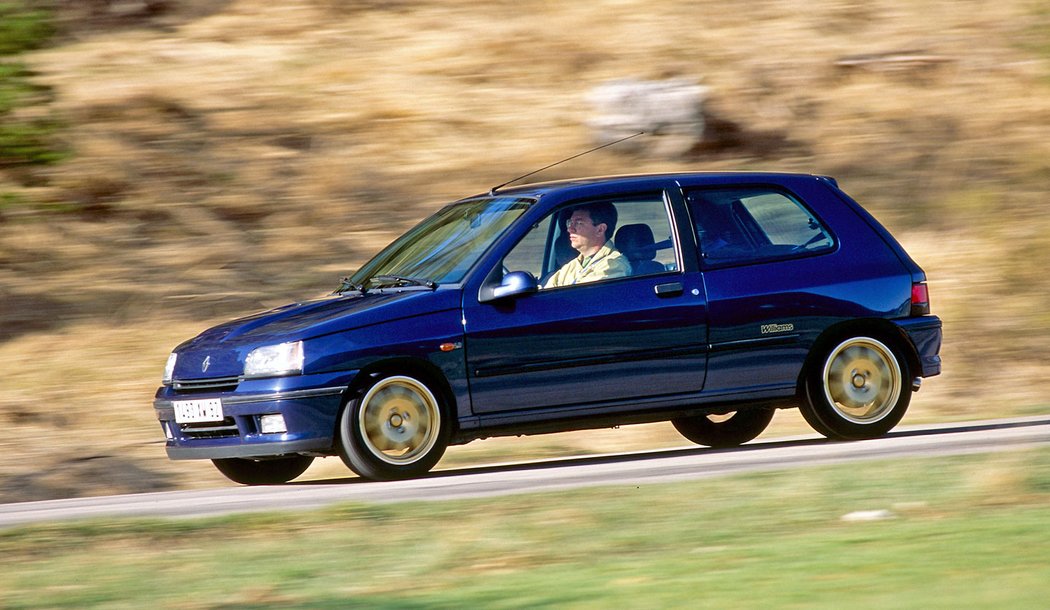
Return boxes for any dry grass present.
[1,0,1048,500]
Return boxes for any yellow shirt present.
[543,243,630,288]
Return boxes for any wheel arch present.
[339,357,459,436]
[797,318,919,396]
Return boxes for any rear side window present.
[686,187,833,265]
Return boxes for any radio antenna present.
[489,131,644,196]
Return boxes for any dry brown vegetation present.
[1,0,1049,501]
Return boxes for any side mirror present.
[481,270,538,303]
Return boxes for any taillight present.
[911,282,930,316]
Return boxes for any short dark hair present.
[574,201,617,238]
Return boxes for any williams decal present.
[760,323,795,334]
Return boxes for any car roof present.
[467,171,832,202]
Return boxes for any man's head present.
[565,202,618,257]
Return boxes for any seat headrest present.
[615,223,656,261]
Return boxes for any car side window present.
[613,197,679,276]
[686,187,833,264]
[501,214,557,280]
[501,195,680,287]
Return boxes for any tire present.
[212,455,314,485]
[800,335,911,440]
[338,374,450,481]
[672,408,775,448]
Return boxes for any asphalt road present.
[3,415,1050,529]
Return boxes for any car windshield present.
[342,196,533,289]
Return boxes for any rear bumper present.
[154,370,356,460]
[893,316,942,378]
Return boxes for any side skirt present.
[451,390,797,445]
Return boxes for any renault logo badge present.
[201,356,211,373]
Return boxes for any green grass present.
[0,1,53,56]
[3,448,1050,608]
[0,1,64,169]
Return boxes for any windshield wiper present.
[372,275,438,290]
[336,277,367,294]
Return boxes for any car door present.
[462,191,708,414]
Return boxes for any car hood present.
[171,288,461,380]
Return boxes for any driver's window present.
[502,214,558,280]
[502,195,679,288]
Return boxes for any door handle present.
[654,282,683,297]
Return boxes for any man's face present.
[566,209,606,256]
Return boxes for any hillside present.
[1,0,1049,501]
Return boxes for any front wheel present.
[800,335,911,440]
[672,408,775,448]
[212,455,314,485]
[338,374,450,481]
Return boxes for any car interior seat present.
[614,223,664,275]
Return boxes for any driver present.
[543,202,630,288]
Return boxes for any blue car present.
[155,173,942,484]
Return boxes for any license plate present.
[173,398,224,423]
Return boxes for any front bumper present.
[154,370,356,460]
[893,315,943,378]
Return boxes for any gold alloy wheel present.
[358,375,441,465]
[822,337,902,425]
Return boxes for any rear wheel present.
[800,335,911,440]
[338,374,450,481]
[212,455,314,485]
[672,408,775,448]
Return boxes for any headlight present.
[244,341,304,378]
[163,352,178,385]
